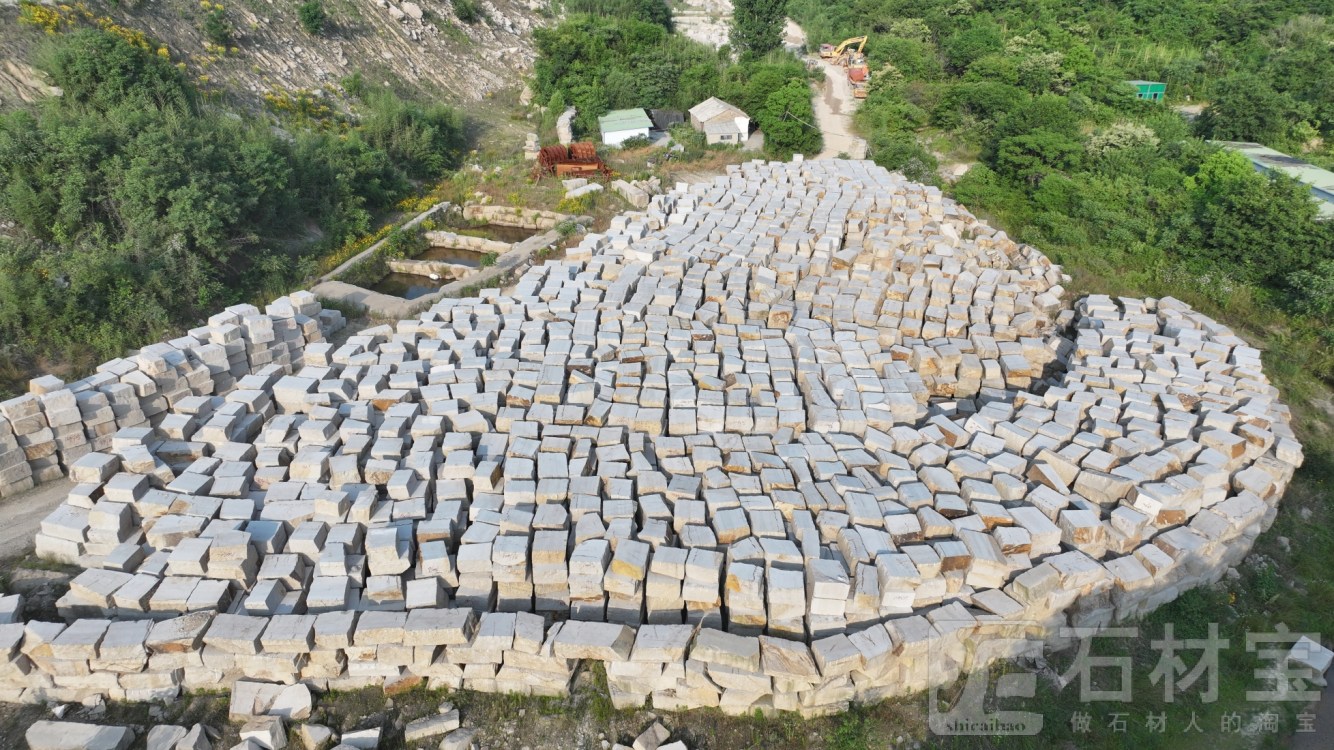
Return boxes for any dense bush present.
[355,87,467,179]
[202,8,233,46]
[340,226,428,286]
[0,29,467,365]
[453,0,481,24]
[298,1,327,35]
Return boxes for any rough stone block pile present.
[0,160,1304,718]
[0,291,341,501]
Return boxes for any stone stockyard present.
[0,160,1307,724]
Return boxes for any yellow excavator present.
[819,36,867,63]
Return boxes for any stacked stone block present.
[0,161,1305,717]
[0,292,341,499]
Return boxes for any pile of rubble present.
[0,160,1307,718]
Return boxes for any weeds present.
[828,704,875,750]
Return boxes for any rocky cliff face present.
[0,0,548,108]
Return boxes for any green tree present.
[757,80,821,158]
[1194,72,1301,146]
[730,0,785,59]
[943,16,1004,73]
[1170,150,1333,285]
[995,129,1083,186]
[298,1,327,35]
[0,30,469,367]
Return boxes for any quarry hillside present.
[0,0,546,109]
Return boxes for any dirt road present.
[811,57,868,160]
[0,478,70,563]
[783,18,806,50]
[784,20,868,160]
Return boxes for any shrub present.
[619,135,651,149]
[1286,261,1334,319]
[202,8,233,46]
[479,251,499,267]
[298,1,326,35]
[556,194,596,215]
[339,226,426,285]
[453,0,481,24]
[869,132,939,184]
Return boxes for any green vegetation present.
[730,0,785,59]
[786,0,1334,373]
[298,0,327,35]
[452,0,481,24]
[339,225,429,286]
[564,0,672,30]
[0,29,467,375]
[532,16,820,157]
[201,7,233,46]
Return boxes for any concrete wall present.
[461,205,570,231]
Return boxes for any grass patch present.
[315,296,367,321]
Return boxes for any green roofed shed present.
[1127,80,1166,101]
[597,108,653,147]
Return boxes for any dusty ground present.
[674,0,732,50]
[0,478,71,564]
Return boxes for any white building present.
[597,109,653,147]
[689,97,750,145]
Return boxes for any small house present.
[597,109,653,147]
[1127,80,1166,102]
[688,97,750,145]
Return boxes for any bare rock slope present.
[0,0,547,108]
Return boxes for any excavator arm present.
[833,35,867,58]
[821,35,867,59]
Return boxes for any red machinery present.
[534,142,614,179]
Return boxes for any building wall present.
[601,127,650,147]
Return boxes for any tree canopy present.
[0,29,468,365]
[532,15,819,157]
[784,0,1334,362]
[729,0,785,60]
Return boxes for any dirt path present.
[783,18,806,50]
[785,19,867,161]
[0,478,70,563]
[810,58,868,160]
